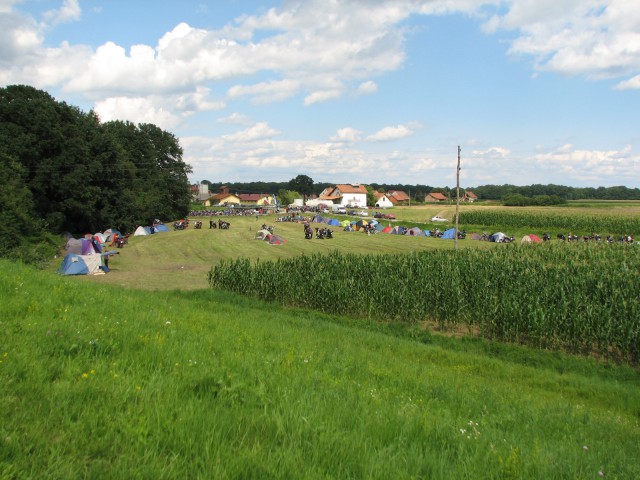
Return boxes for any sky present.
[1,0,639,188]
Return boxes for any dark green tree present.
[288,174,314,202]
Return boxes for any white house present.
[373,192,394,209]
[318,184,368,207]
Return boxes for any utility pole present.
[408,189,411,208]
[455,145,461,250]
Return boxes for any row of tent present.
[312,215,459,238]
[311,216,525,242]
[60,228,123,275]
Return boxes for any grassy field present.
[56,214,492,291]
[3,259,640,478]
[6,203,638,477]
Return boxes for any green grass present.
[2,259,640,478]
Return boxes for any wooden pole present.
[455,146,461,250]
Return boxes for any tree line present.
[201,180,640,203]
[0,85,192,263]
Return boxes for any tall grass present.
[209,243,640,363]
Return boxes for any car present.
[374,212,385,218]
[384,213,396,220]
[359,211,369,217]
[431,216,448,222]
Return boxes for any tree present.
[277,189,300,206]
[288,174,314,202]
[365,185,377,207]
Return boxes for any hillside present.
[3,254,640,478]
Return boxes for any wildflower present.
[82,373,89,379]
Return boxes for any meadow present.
[2,202,638,478]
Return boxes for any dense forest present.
[0,85,192,263]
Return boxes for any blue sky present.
[1,0,639,188]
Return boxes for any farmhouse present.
[387,190,410,204]
[464,191,478,202]
[318,184,368,207]
[425,192,448,202]
[203,186,239,206]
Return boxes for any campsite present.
[3,203,640,478]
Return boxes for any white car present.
[431,216,448,222]
[359,211,369,217]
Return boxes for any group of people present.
[303,223,333,240]
[552,233,634,243]
[209,219,231,229]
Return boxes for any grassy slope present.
[8,204,639,477]
[5,264,640,477]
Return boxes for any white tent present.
[134,226,150,236]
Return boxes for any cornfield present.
[209,243,640,362]
[459,210,638,234]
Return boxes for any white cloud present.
[356,80,378,95]
[367,124,415,142]
[94,96,182,130]
[217,112,253,125]
[222,122,280,143]
[487,0,640,85]
[331,127,363,143]
[43,0,81,26]
[227,79,300,104]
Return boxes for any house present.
[237,194,273,206]
[203,186,240,206]
[317,184,368,207]
[373,192,394,209]
[425,192,448,202]
[387,190,410,204]
[464,191,478,202]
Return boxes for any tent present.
[490,232,506,243]
[405,227,425,236]
[65,238,99,255]
[134,226,151,236]
[355,220,369,230]
[343,225,354,232]
[154,224,170,233]
[58,254,103,275]
[374,223,385,232]
[255,229,272,240]
[312,215,323,223]
[390,226,403,235]
[529,234,542,243]
[268,234,286,245]
[94,232,108,244]
[381,226,393,233]
[441,228,456,239]
[327,218,340,226]
[340,219,351,227]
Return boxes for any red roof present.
[427,192,448,201]
[388,190,410,202]
[335,184,368,194]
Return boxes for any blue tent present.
[328,218,340,226]
[58,254,103,275]
[154,224,170,232]
[441,228,456,239]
